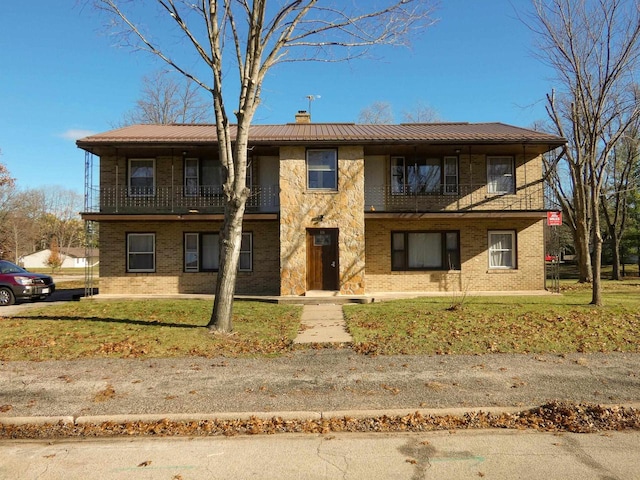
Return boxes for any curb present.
[0,406,541,427]
[3,403,640,428]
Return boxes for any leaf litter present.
[1,402,639,439]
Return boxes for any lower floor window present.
[184,232,253,272]
[488,230,516,269]
[127,233,155,272]
[392,231,460,270]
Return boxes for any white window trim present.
[443,156,459,195]
[488,230,516,269]
[184,158,200,197]
[307,149,338,191]
[127,233,156,273]
[239,232,253,272]
[184,232,253,272]
[128,158,156,197]
[184,232,199,272]
[487,156,515,194]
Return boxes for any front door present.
[306,229,339,291]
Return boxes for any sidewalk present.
[294,304,352,344]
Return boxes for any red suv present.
[0,260,56,306]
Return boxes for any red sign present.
[547,211,562,226]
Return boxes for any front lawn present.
[0,300,301,360]
[344,281,640,355]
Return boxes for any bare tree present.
[93,0,437,332]
[402,100,441,123]
[358,101,394,124]
[358,100,441,124]
[528,0,640,305]
[119,70,212,125]
[602,122,640,279]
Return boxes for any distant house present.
[20,248,99,269]
[77,115,565,296]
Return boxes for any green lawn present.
[2,280,639,360]
[344,281,640,355]
[0,300,301,361]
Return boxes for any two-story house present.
[77,112,565,297]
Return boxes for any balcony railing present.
[85,185,280,214]
[364,183,545,212]
[85,183,544,215]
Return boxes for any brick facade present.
[98,220,280,295]
[81,122,563,297]
[364,218,545,293]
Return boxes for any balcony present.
[84,183,545,216]
[85,185,280,214]
[364,184,545,212]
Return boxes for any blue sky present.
[0,1,554,195]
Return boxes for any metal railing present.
[85,185,280,214]
[85,183,544,214]
[364,183,545,212]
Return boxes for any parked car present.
[0,260,56,306]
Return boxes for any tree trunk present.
[207,196,247,332]
[610,229,622,280]
[591,193,603,306]
[573,219,593,283]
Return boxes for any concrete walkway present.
[293,304,353,344]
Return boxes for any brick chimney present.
[295,110,311,124]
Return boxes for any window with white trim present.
[184,232,252,272]
[391,156,458,194]
[488,230,516,269]
[487,156,514,194]
[184,158,251,196]
[128,158,155,197]
[307,149,337,190]
[391,231,460,270]
[127,233,155,272]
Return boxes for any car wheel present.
[0,287,15,306]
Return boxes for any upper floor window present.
[488,230,516,269]
[127,233,155,272]
[307,149,337,190]
[184,157,251,196]
[391,156,458,195]
[391,231,460,271]
[487,156,514,194]
[129,159,155,197]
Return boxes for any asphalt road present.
[1,350,640,419]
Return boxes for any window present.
[184,232,252,272]
[487,156,514,194]
[307,149,337,190]
[184,158,200,196]
[127,233,155,272]
[391,231,460,270]
[129,159,155,196]
[488,230,516,269]
[391,156,458,194]
[184,158,251,196]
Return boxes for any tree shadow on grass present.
[17,316,207,329]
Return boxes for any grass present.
[2,279,639,360]
[344,280,640,355]
[0,300,301,361]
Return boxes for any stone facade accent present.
[279,146,366,295]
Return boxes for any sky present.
[0,0,556,196]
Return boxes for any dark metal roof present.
[76,122,566,148]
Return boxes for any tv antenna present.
[306,94,321,115]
